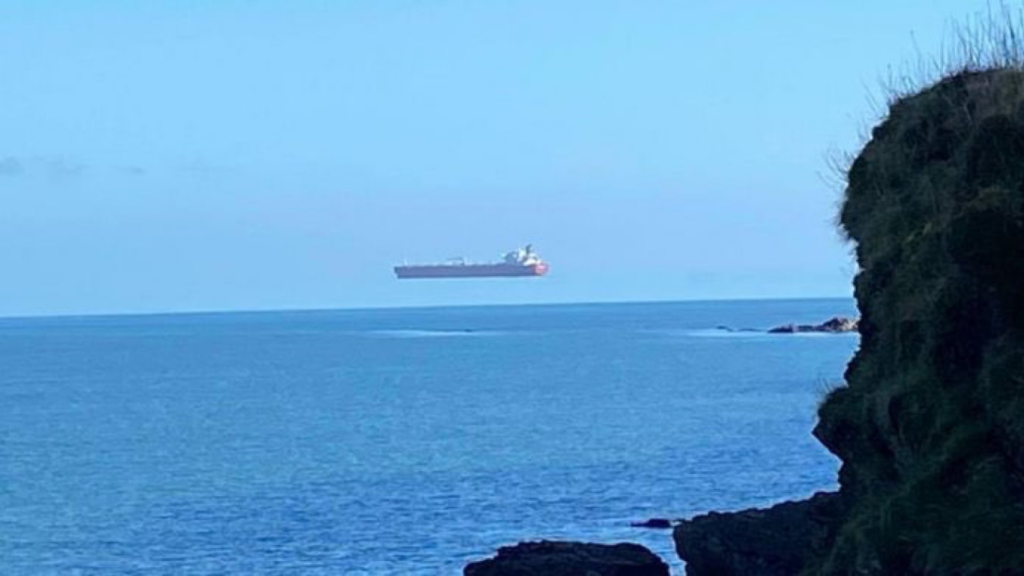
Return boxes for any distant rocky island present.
[716,316,860,335]
[767,316,858,334]
[464,28,1024,576]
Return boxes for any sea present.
[0,298,859,574]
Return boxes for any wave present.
[678,328,769,338]
[366,329,505,338]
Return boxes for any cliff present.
[813,66,1024,573]
[679,67,1024,574]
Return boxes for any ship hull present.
[394,263,548,279]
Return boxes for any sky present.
[0,0,997,316]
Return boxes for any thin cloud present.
[119,165,146,176]
[0,157,24,177]
[0,156,86,179]
[178,158,230,177]
[40,157,85,180]
[0,156,152,180]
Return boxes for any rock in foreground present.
[464,540,670,576]
[674,492,842,575]
[767,316,858,334]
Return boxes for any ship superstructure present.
[394,245,549,279]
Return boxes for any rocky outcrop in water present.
[674,492,842,575]
[630,518,673,529]
[464,541,670,576]
[767,316,859,334]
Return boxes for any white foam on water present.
[367,329,505,338]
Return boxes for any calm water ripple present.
[0,299,858,574]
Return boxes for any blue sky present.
[0,1,992,316]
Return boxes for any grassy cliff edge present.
[811,66,1024,573]
[676,31,1024,575]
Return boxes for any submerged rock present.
[630,518,673,529]
[674,492,842,575]
[715,325,761,333]
[767,316,858,334]
[464,540,670,576]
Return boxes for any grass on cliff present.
[827,2,1024,200]
[809,5,1024,574]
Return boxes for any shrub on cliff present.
[812,22,1024,574]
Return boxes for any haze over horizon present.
[0,1,990,317]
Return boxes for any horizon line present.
[0,294,856,323]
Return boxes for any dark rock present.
[818,316,858,333]
[464,540,670,576]
[674,492,842,576]
[630,518,673,529]
[767,316,858,334]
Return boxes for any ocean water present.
[0,299,858,574]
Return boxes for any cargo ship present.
[394,245,549,279]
